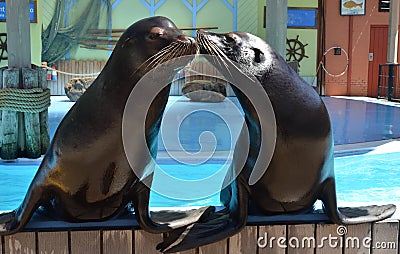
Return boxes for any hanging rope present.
[41,64,100,77]
[0,88,51,113]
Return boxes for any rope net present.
[42,0,108,64]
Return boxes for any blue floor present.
[323,97,400,145]
[46,96,400,148]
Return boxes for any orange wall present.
[324,1,390,96]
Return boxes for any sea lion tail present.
[320,178,396,224]
[156,177,248,253]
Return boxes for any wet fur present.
[0,16,200,235]
[157,31,396,253]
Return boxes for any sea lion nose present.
[178,34,195,44]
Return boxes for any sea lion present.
[0,16,207,235]
[156,31,396,252]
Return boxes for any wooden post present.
[387,0,400,63]
[265,0,288,58]
[0,68,3,152]
[22,68,41,158]
[5,0,31,68]
[1,69,20,160]
[1,0,50,159]
[0,0,31,160]
[38,67,50,154]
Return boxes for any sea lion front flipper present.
[320,178,396,224]
[157,177,248,253]
[0,211,16,233]
[0,182,43,235]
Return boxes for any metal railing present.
[378,63,400,101]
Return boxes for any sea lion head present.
[196,30,274,78]
[106,16,197,79]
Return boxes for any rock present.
[182,79,227,102]
[64,77,96,102]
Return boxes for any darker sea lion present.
[157,31,396,252]
[0,16,206,235]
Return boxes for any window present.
[379,0,390,12]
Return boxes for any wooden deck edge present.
[2,220,399,254]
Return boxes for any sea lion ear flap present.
[252,48,264,63]
[122,37,136,48]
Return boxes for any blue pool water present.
[1,151,399,211]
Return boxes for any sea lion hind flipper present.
[337,204,396,224]
[150,206,215,228]
[157,179,248,253]
[320,178,396,224]
[156,211,235,253]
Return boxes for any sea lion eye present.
[224,33,236,44]
[148,27,165,40]
[148,33,161,40]
[252,48,264,63]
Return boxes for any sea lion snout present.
[177,34,195,45]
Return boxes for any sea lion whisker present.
[143,43,182,71]
[204,38,254,81]
[200,37,234,79]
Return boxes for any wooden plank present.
[258,225,286,254]
[372,220,399,254]
[80,39,118,45]
[344,223,371,254]
[71,60,77,92]
[4,232,36,253]
[198,239,228,254]
[1,68,20,160]
[287,224,315,254]
[176,248,197,254]
[38,67,50,154]
[38,231,68,254]
[95,61,100,76]
[134,231,163,254]
[94,60,100,74]
[103,230,133,254]
[6,0,31,68]
[315,224,342,254]
[89,60,94,77]
[65,60,70,95]
[70,231,101,254]
[82,60,87,76]
[229,226,257,254]
[78,61,83,81]
[22,68,42,158]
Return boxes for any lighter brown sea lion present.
[0,16,211,235]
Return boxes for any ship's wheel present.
[0,33,7,62]
[286,35,308,66]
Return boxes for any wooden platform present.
[1,214,398,253]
